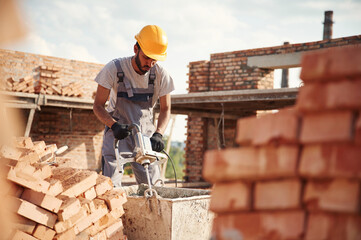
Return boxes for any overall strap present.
[148,67,156,85]
[113,59,124,83]
[113,59,133,97]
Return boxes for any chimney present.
[281,42,289,88]
[323,10,334,40]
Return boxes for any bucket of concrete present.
[121,184,214,240]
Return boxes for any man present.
[93,25,174,187]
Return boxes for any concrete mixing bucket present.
[122,184,214,240]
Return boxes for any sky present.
[4,0,361,142]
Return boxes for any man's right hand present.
[111,122,131,140]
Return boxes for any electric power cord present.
[162,150,177,187]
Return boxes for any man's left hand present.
[150,132,164,152]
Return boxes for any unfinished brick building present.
[1,35,360,181]
[177,35,361,182]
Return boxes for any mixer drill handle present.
[128,123,141,134]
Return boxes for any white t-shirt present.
[95,56,175,112]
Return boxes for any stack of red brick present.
[2,65,83,97]
[203,46,361,239]
[1,137,128,240]
[61,82,83,97]
[5,76,35,93]
[34,65,62,95]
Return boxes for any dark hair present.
[136,42,141,50]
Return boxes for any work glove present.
[111,122,131,140]
[150,132,164,152]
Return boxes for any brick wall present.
[30,108,104,171]
[185,35,361,182]
[203,45,361,239]
[183,116,207,182]
[1,49,105,170]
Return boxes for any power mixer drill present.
[114,123,167,197]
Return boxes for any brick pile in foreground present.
[1,137,127,240]
[203,45,361,240]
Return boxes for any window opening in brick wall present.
[274,67,302,89]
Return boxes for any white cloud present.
[4,32,54,56]
[55,42,99,63]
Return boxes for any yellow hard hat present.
[135,25,168,61]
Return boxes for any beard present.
[135,52,150,75]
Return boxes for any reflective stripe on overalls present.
[101,59,160,187]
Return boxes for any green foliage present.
[123,164,133,175]
[164,137,185,180]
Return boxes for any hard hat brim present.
[142,50,167,61]
[135,36,167,61]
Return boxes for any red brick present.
[92,230,107,240]
[95,175,113,196]
[21,188,63,213]
[51,167,78,182]
[303,179,360,213]
[54,206,88,234]
[13,216,37,235]
[87,208,125,236]
[33,224,56,240]
[235,116,257,145]
[327,78,361,109]
[297,79,361,112]
[0,144,22,159]
[73,203,108,234]
[31,141,47,156]
[13,137,34,148]
[57,196,81,221]
[7,168,50,193]
[98,189,127,211]
[89,198,107,213]
[305,213,361,240]
[33,163,52,180]
[104,219,124,239]
[11,230,38,240]
[254,179,302,210]
[13,198,58,228]
[299,144,361,178]
[300,111,354,143]
[300,45,361,82]
[210,181,251,213]
[82,186,97,200]
[236,108,299,146]
[46,178,63,196]
[212,211,305,240]
[296,83,327,111]
[53,228,76,240]
[356,114,361,145]
[60,170,97,197]
[203,145,299,182]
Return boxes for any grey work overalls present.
[101,59,160,187]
